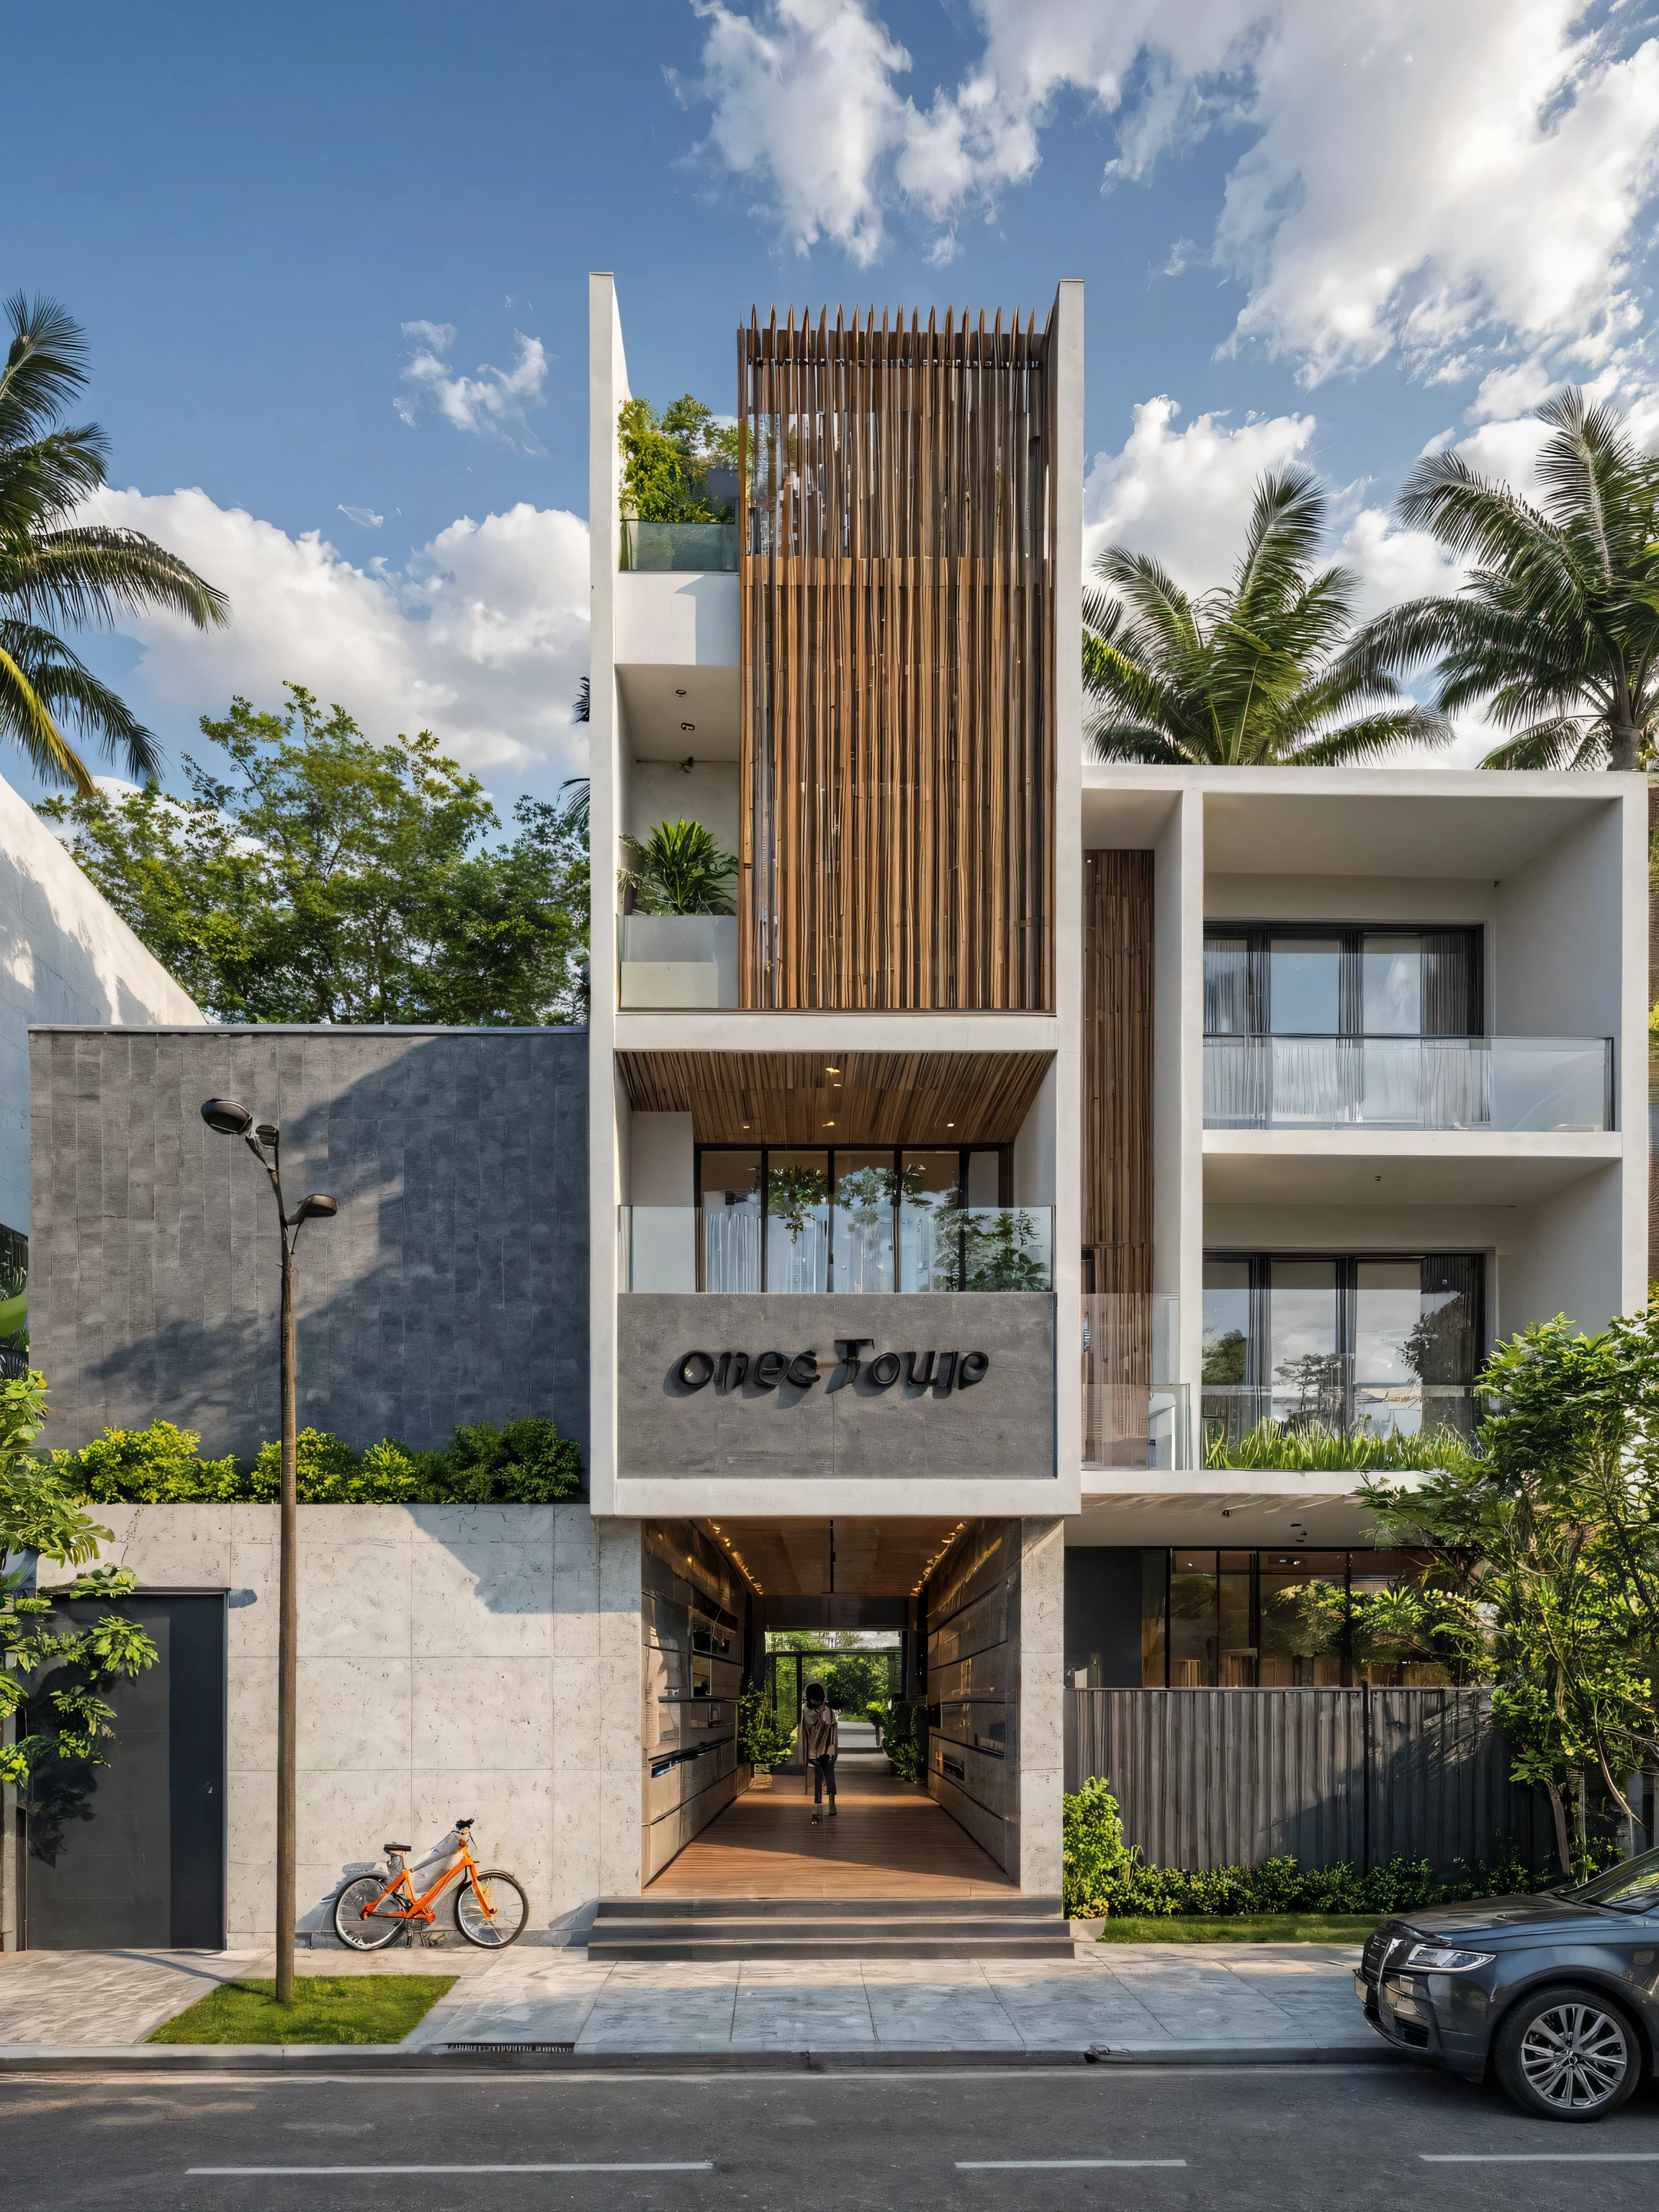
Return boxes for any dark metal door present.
[23,1594,225,1949]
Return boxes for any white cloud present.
[688,0,1659,385]
[337,503,384,529]
[79,487,590,793]
[690,0,913,263]
[1082,395,1316,591]
[395,321,550,453]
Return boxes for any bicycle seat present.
[383,1842,412,1854]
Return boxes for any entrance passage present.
[651,1750,1014,1899]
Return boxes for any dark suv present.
[1358,1845,1659,2119]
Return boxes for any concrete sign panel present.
[616,1292,1055,1480]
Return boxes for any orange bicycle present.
[333,1818,529,1950]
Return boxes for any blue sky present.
[11,0,1659,806]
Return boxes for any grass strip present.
[149,1974,457,2045]
[1093,1915,1378,1945]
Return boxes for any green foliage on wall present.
[56,1414,583,1505]
[0,1372,158,1789]
[618,395,737,523]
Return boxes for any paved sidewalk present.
[406,1941,1371,2054]
[0,1940,1373,2055]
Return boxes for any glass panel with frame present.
[1140,1548,1450,1686]
[765,1149,830,1293]
[693,1142,1020,1292]
[698,1149,762,1293]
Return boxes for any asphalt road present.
[8,2061,1659,2211]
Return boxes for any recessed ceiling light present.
[675,688,687,696]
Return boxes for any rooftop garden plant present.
[618,393,738,523]
[620,817,737,915]
[1203,1419,1481,1474]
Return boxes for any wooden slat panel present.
[739,304,1056,1009]
[1082,852,1154,1456]
[616,1048,1052,1146]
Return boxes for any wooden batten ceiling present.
[616,1048,1052,1146]
[707,1517,966,1597]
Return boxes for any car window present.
[1564,1844,1659,1913]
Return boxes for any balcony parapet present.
[1203,1035,1613,1133]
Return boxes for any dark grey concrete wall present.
[616,1292,1055,1480]
[30,1026,588,1462]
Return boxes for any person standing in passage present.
[802,1678,838,1823]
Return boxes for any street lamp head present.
[296,1194,338,1222]
[201,1098,253,1137]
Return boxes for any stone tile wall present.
[29,1025,588,1461]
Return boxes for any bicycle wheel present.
[456,1868,529,1948]
[333,1875,408,1951]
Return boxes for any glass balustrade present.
[619,519,739,572]
[617,1204,1053,1292]
[1199,1362,1480,1459]
[1204,1035,1613,1130]
[617,914,739,1010]
[1082,1292,1188,1469]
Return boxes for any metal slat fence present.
[1066,1687,1552,1876]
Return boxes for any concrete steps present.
[588,1894,1074,1962]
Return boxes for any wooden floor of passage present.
[649,1754,1016,1898]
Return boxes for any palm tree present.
[1084,467,1450,765]
[1356,390,1659,770]
[0,293,227,792]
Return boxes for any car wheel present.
[1493,1984,1643,2121]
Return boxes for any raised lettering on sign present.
[673,1346,992,1393]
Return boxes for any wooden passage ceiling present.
[738,304,1056,1012]
[616,1049,1053,1146]
[709,1517,967,1597]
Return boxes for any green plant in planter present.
[767,1161,829,1241]
[737,1685,797,1769]
[621,819,738,915]
[962,1206,1049,1290]
[1202,1419,1480,1474]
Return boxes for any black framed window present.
[1141,1547,1452,1687]
[1203,925,1483,1038]
[694,1142,1009,1292]
[1200,1251,1483,1444]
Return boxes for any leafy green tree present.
[620,817,737,915]
[1363,1312,1659,1874]
[0,1372,157,1791]
[38,684,588,1023]
[1,294,226,792]
[1084,469,1450,765]
[619,395,737,524]
[1358,390,1659,770]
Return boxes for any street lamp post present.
[201,1099,336,2005]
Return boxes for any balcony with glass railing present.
[619,1201,1053,1294]
[1200,1356,1479,1464]
[1082,1292,1189,1470]
[1203,1035,1613,1133]
[619,518,739,572]
[617,914,739,1009]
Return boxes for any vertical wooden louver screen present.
[738,305,1056,1010]
[1082,851,1154,1462]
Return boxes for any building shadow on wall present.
[57,1030,589,1466]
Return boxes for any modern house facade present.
[6,275,1647,1949]
[0,770,204,1375]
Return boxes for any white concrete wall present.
[1012,1061,1056,1205]
[613,573,740,666]
[41,1502,644,1946]
[0,771,202,1232]
[589,274,629,1518]
[626,760,741,858]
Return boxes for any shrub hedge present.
[1061,1774,1555,1921]
[55,1415,583,1506]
